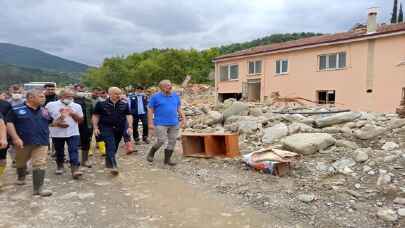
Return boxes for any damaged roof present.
[214,23,405,62]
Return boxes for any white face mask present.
[61,99,73,105]
[11,93,23,100]
[97,97,106,102]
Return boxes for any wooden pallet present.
[181,132,240,158]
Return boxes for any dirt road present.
[0,143,302,228]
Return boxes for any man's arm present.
[0,119,7,149]
[6,123,23,149]
[69,105,84,124]
[92,114,100,136]
[147,108,154,128]
[126,115,133,135]
[178,106,186,128]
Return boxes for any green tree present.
[392,0,399,23]
[399,3,404,23]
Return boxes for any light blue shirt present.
[136,94,145,115]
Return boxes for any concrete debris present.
[353,148,370,163]
[297,194,316,203]
[314,112,362,128]
[262,123,288,144]
[281,133,336,155]
[393,197,405,205]
[381,142,399,151]
[332,158,356,174]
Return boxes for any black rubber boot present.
[81,150,92,168]
[164,149,176,166]
[146,146,159,163]
[16,168,27,185]
[55,162,64,175]
[33,169,52,197]
[71,165,83,180]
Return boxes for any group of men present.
[0,79,185,197]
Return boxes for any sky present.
[0,0,396,66]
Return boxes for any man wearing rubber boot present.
[92,87,133,176]
[6,89,52,197]
[73,85,93,168]
[147,80,185,166]
[46,89,84,179]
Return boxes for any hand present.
[13,138,24,149]
[180,120,186,129]
[0,139,8,149]
[94,128,101,137]
[127,127,133,136]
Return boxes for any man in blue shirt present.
[6,89,52,197]
[128,86,149,144]
[147,80,185,166]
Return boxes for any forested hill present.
[0,43,90,73]
[82,32,323,88]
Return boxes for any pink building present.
[214,8,405,112]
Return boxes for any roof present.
[214,23,405,61]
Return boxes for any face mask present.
[97,97,106,102]
[11,93,23,100]
[76,92,86,98]
[61,99,73,105]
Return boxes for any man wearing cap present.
[147,80,185,166]
[92,87,133,175]
[6,89,52,197]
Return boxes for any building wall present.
[215,34,405,112]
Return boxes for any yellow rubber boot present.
[0,164,5,187]
[98,142,106,156]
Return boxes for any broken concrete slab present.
[314,112,361,128]
[281,133,336,155]
[222,102,249,121]
[262,123,288,144]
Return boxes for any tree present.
[399,3,404,23]
[392,0,399,23]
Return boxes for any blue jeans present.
[53,136,80,166]
[100,128,123,168]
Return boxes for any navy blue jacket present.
[93,98,130,130]
[128,93,148,116]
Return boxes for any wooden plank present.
[225,135,240,157]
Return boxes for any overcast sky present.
[0,0,395,66]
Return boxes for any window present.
[317,90,336,104]
[248,60,262,75]
[276,60,288,74]
[319,52,347,70]
[219,64,239,81]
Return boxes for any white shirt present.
[45,100,83,138]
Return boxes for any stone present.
[297,194,315,203]
[223,102,249,120]
[288,122,315,135]
[384,155,398,163]
[60,192,78,200]
[78,193,95,200]
[281,133,336,155]
[238,120,261,134]
[353,148,370,163]
[376,208,398,222]
[393,197,405,205]
[262,123,288,144]
[354,125,386,140]
[314,112,361,128]
[249,108,263,117]
[332,158,356,174]
[336,140,359,149]
[322,127,342,134]
[381,142,399,151]
[204,111,223,125]
[398,208,405,217]
[377,171,392,186]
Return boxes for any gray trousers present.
[152,126,179,151]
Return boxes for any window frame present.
[219,64,239,81]
[247,60,263,76]
[318,52,347,71]
[275,59,289,75]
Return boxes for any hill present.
[0,64,78,90]
[0,43,90,74]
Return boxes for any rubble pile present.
[181,95,405,225]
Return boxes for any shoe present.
[55,163,64,175]
[110,167,119,176]
[32,169,52,197]
[164,149,176,166]
[16,168,26,185]
[71,165,83,179]
[125,141,135,155]
[143,138,150,144]
[98,142,106,156]
[146,146,159,163]
[81,150,92,168]
[82,161,92,168]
